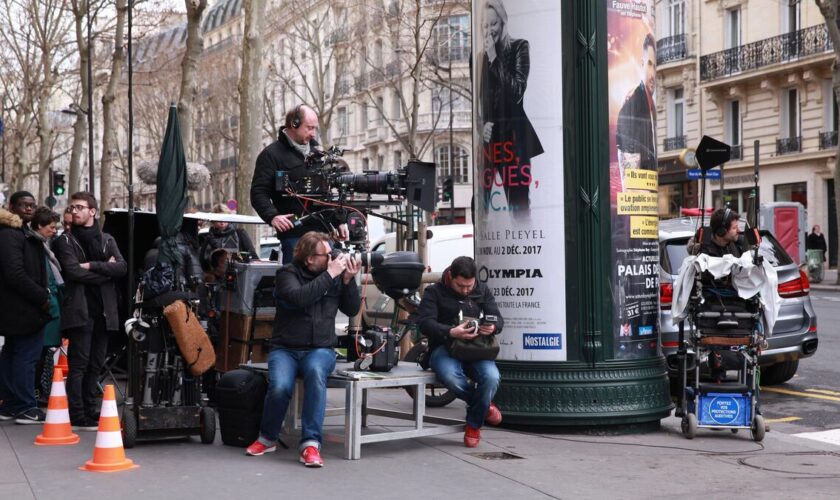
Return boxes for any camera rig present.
[278,145,437,214]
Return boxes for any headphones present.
[291,104,303,129]
[714,207,733,237]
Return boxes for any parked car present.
[363,224,474,322]
[658,217,818,386]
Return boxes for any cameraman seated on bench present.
[245,231,360,467]
[416,256,504,448]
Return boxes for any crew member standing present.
[250,104,348,264]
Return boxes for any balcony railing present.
[776,136,802,155]
[700,24,831,81]
[663,135,686,151]
[819,130,838,150]
[656,34,687,65]
[730,144,743,160]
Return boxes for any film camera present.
[275,145,437,213]
[346,250,426,372]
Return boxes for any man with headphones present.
[694,207,742,258]
[251,104,349,264]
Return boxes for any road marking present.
[806,388,840,397]
[763,386,840,403]
[794,429,840,447]
[764,416,802,424]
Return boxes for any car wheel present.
[761,360,799,386]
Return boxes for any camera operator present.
[416,256,504,448]
[250,104,348,264]
[245,231,360,467]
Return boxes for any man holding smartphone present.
[245,231,360,467]
[416,256,505,447]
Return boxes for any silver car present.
[659,217,818,385]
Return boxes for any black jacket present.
[616,82,657,170]
[54,228,127,332]
[416,269,504,352]
[806,232,827,255]
[479,38,543,162]
[199,225,257,269]
[250,132,342,238]
[271,262,361,349]
[0,209,51,336]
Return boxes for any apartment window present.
[775,182,807,208]
[392,90,401,119]
[435,144,470,184]
[669,0,685,37]
[725,100,741,145]
[362,157,370,170]
[781,0,800,34]
[782,88,800,138]
[433,84,469,114]
[725,8,740,49]
[433,14,470,62]
[336,107,348,137]
[376,96,385,125]
[360,104,368,130]
[713,187,760,215]
[374,39,384,68]
[377,155,384,170]
[393,150,402,168]
[824,80,838,132]
[668,88,685,138]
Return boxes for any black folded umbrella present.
[155,104,187,272]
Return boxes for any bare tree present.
[265,1,348,143]
[98,0,128,214]
[237,0,267,215]
[177,0,208,159]
[816,0,840,284]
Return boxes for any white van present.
[363,224,474,322]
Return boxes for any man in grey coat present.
[54,192,126,430]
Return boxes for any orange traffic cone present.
[55,339,69,377]
[34,367,79,446]
[80,385,138,472]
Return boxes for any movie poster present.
[473,0,565,361]
[607,0,660,359]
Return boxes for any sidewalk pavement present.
[2,387,840,500]
[809,268,840,292]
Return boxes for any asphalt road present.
[760,289,840,436]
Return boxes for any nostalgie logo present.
[523,333,563,350]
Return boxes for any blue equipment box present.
[698,392,752,427]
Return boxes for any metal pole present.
[448,51,454,224]
[127,0,135,310]
[1,96,5,183]
[87,3,95,193]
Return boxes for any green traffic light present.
[54,186,65,195]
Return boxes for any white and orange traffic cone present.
[34,367,79,446]
[55,339,69,377]
[80,385,138,472]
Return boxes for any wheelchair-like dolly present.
[676,281,766,442]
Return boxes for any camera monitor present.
[404,160,437,213]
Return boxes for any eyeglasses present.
[312,253,330,259]
[68,204,90,212]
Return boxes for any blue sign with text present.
[523,333,563,350]
[687,169,721,180]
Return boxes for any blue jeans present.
[0,329,46,415]
[258,347,336,451]
[430,345,500,429]
[280,237,300,265]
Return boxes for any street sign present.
[226,199,238,212]
[687,169,721,180]
[695,135,730,171]
[46,195,57,208]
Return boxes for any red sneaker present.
[464,425,481,448]
[245,440,276,456]
[299,446,324,467]
[485,403,503,426]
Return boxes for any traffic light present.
[53,172,66,196]
[436,185,444,203]
[442,176,453,203]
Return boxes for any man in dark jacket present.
[0,191,51,424]
[250,105,348,264]
[616,33,657,180]
[54,192,126,430]
[199,204,257,270]
[416,256,504,448]
[245,231,360,467]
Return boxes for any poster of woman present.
[473,0,565,361]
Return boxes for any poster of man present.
[607,0,660,359]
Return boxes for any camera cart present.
[122,290,216,448]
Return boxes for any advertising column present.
[607,1,660,360]
[473,0,565,361]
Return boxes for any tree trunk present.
[237,0,267,217]
[99,0,127,213]
[178,0,208,160]
[69,0,90,194]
